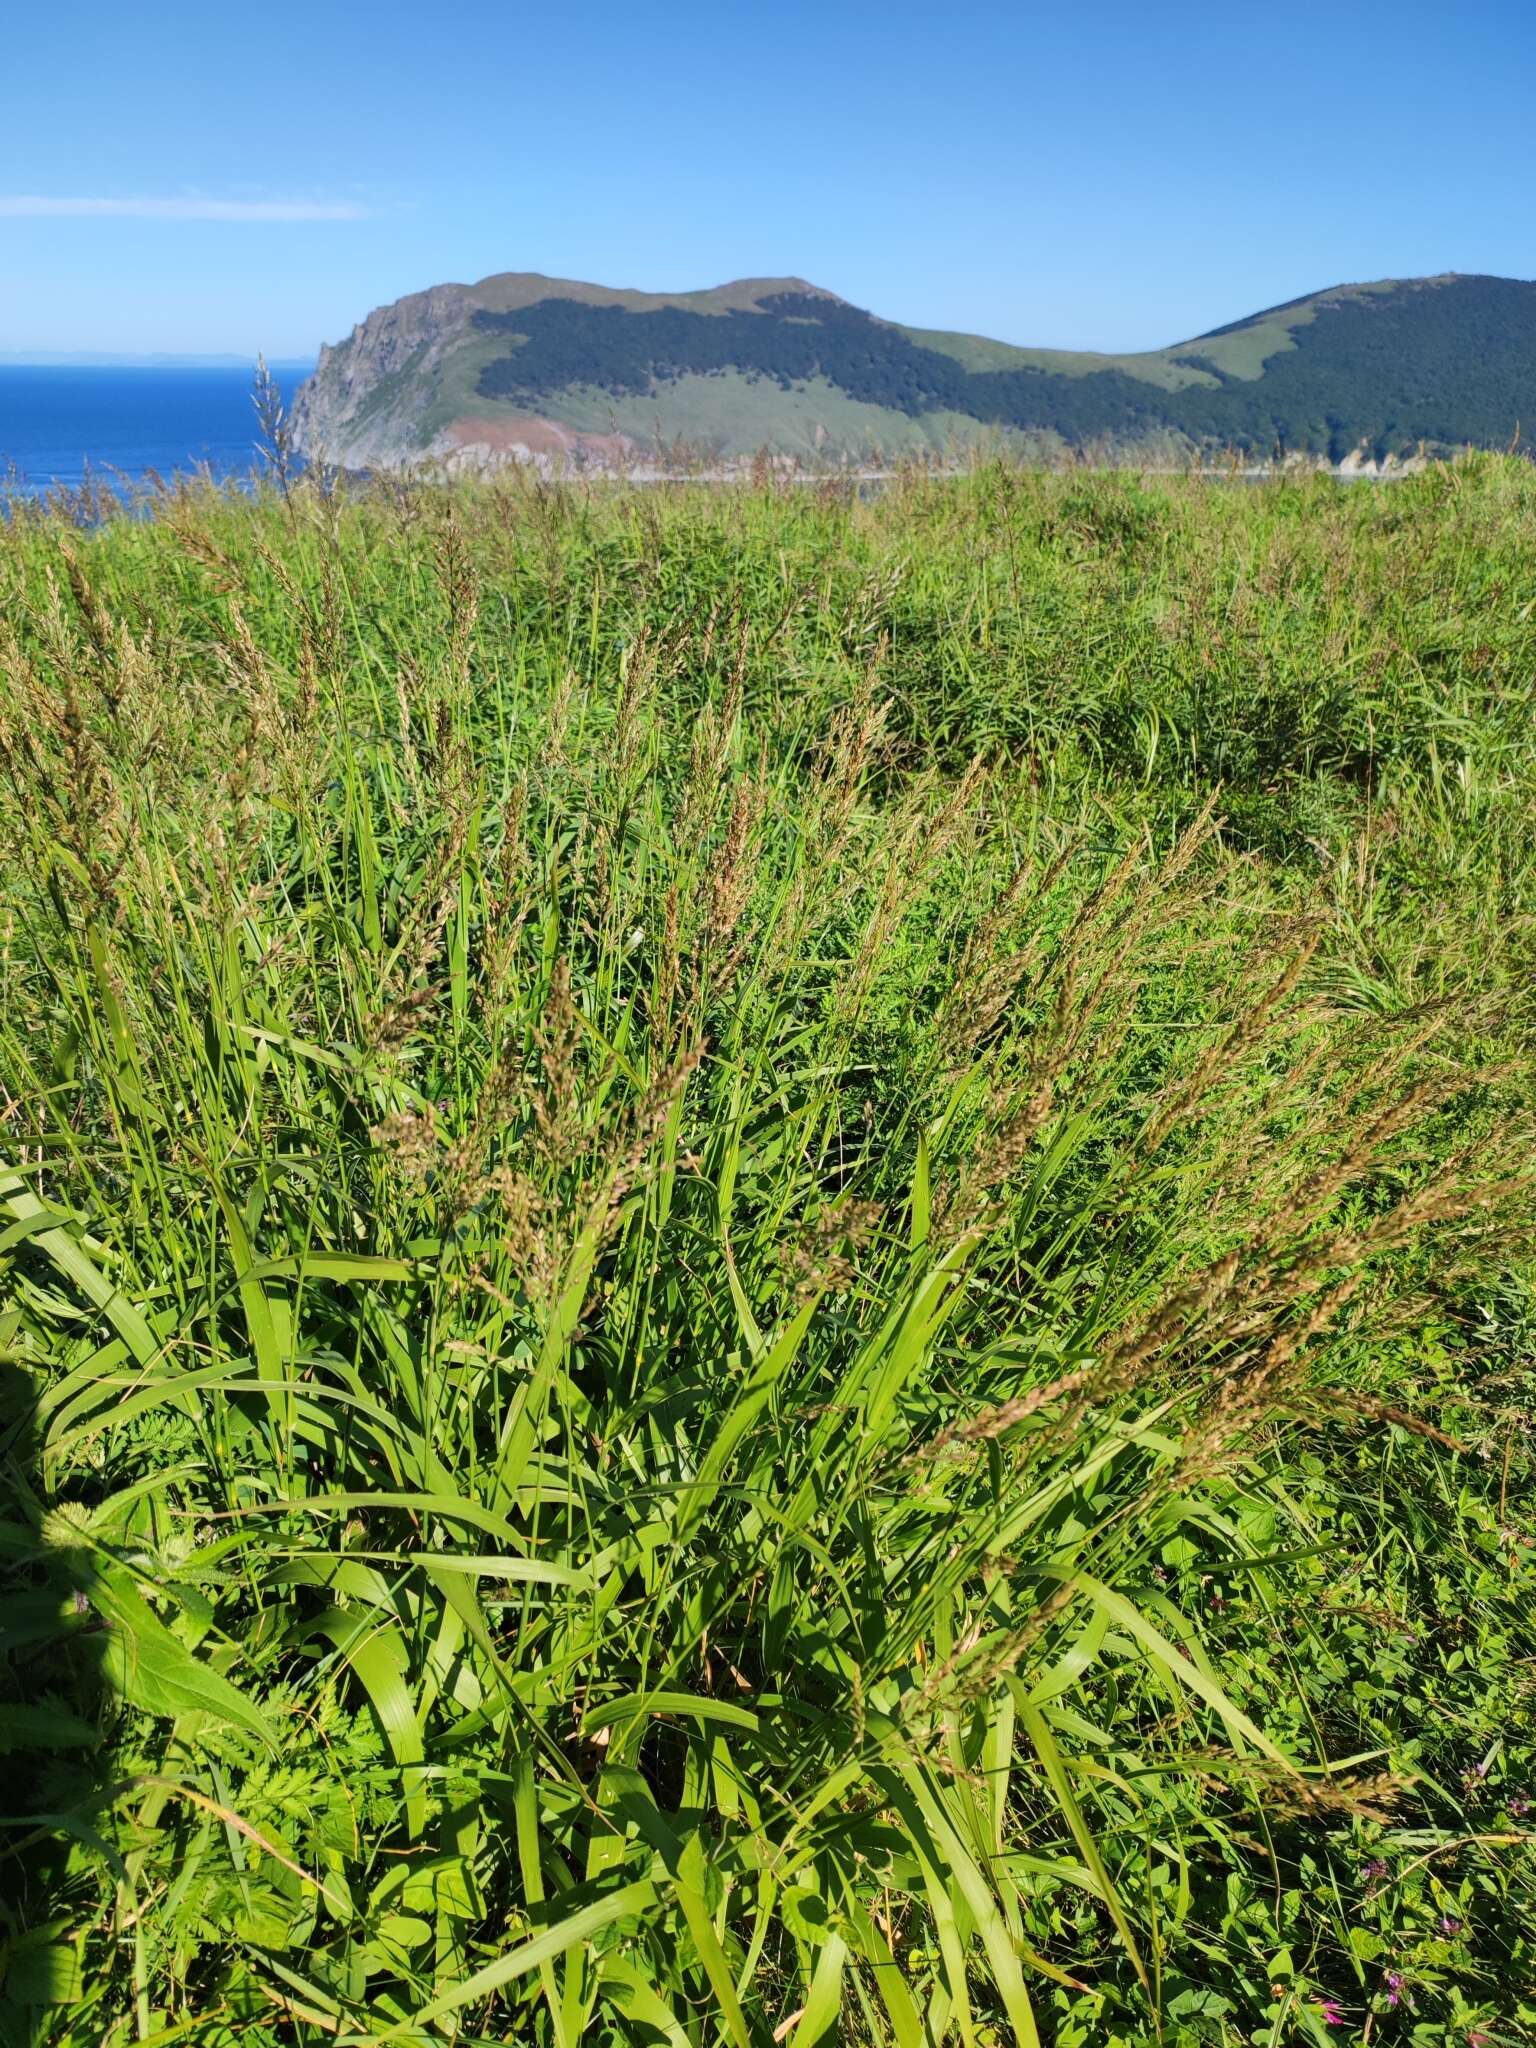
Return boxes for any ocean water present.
[0,366,311,493]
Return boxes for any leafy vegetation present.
[1169,277,1536,458]
[465,276,1536,461]
[472,291,1196,441]
[2,454,1535,2046]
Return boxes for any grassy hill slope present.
[291,270,1536,468]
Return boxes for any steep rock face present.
[290,282,471,464]
[290,272,859,468]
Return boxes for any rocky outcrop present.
[290,282,471,465]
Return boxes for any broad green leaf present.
[41,1510,275,1748]
[358,1878,657,2042]
[788,1931,849,2047]
[583,1691,760,1736]
[0,1174,159,1371]
[302,1607,426,1836]
[4,1937,84,2005]
[0,1704,98,1751]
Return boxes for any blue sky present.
[5,0,1535,359]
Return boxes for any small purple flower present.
[1439,1913,1463,1936]
[1363,1856,1390,1883]
[1383,1969,1405,2010]
[1507,1793,1531,1818]
[1467,2033,1491,2047]
[1318,2000,1346,2027]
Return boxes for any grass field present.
[2,456,1534,2047]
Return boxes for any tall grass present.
[2,459,1534,2046]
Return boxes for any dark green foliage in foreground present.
[1,458,1535,2045]
[473,275,1536,458]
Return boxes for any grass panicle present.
[2,454,1534,2045]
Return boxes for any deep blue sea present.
[0,366,311,493]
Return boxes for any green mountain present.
[290,270,1536,472]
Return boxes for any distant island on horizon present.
[288,268,1536,476]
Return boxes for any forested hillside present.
[293,269,1536,468]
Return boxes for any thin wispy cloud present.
[0,195,367,222]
